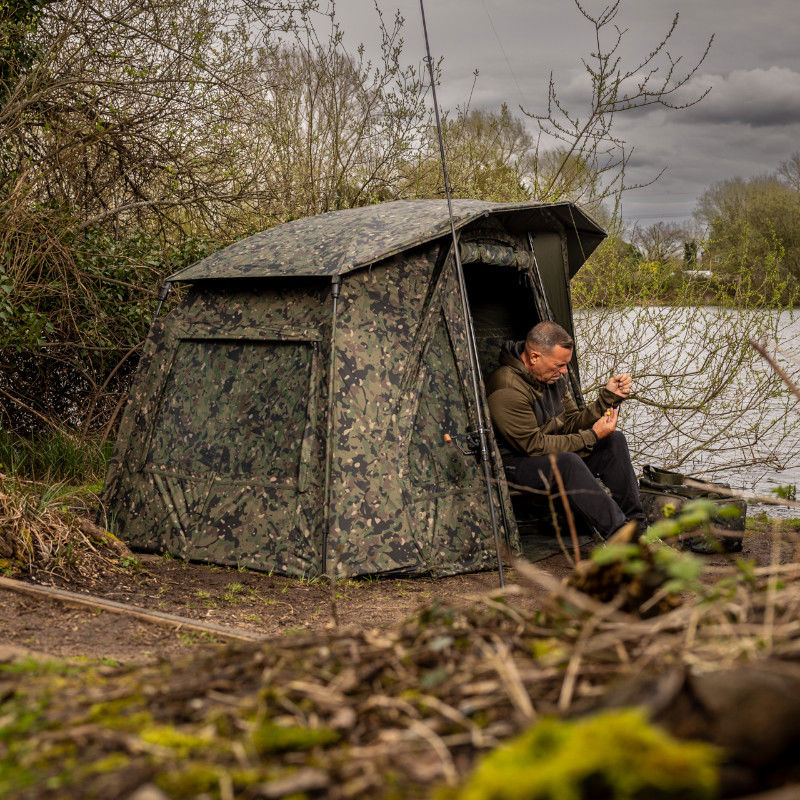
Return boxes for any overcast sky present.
[335,0,800,227]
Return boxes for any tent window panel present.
[408,319,474,491]
[146,339,313,479]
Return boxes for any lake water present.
[573,306,800,517]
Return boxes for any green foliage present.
[641,500,744,589]
[1,222,215,433]
[583,500,734,606]
[697,171,800,294]
[1,226,214,355]
[0,0,47,94]
[643,499,717,543]
[572,234,687,307]
[771,485,797,501]
[402,105,534,202]
[573,227,800,308]
[589,535,704,599]
[0,428,110,483]
[119,554,142,571]
[447,709,718,800]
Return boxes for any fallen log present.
[0,575,265,643]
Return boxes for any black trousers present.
[504,431,645,538]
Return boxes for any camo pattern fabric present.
[105,280,331,576]
[168,200,603,282]
[459,241,532,268]
[105,247,519,578]
[324,244,516,577]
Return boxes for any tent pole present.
[321,274,341,577]
[419,0,505,588]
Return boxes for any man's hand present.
[606,373,632,398]
[592,408,618,439]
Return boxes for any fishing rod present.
[419,0,506,588]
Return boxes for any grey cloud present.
[335,0,800,221]
[683,68,800,126]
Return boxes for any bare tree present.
[575,301,800,487]
[0,0,430,433]
[0,0,318,237]
[523,0,712,216]
[242,7,429,224]
[777,151,800,193]
[629,221,691,264]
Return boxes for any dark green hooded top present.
[486,341,623,459]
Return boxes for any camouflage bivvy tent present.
[103,200,605,578]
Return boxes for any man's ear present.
[522,347,539,367]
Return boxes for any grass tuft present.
[0,428,111,485]
[0,473,130,580]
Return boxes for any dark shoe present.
[684,533,743,555]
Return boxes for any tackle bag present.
[639,465,745,553]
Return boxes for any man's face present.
[523,344,573,384]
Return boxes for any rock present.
[581,661,800,797]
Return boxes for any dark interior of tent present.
[463,262,539,378]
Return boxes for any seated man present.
[486,320,645,538]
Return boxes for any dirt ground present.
[0,524,787,667]
[0,552,573,665]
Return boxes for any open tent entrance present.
[462,260,595,558]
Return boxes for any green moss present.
[84,752,130,775]
[529,638,569,667]
[41,750,128,792]
[139,724,217,755]
[0,655,82,676]
[155,762,221,797]
[448,709,719,800]
[156,764,265,797]
[81,691,154,733]
[87,694,144,722]
[97,710,153,732]
[0,695,54,794]
[251,722,339,754]
[0,558,18,575]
